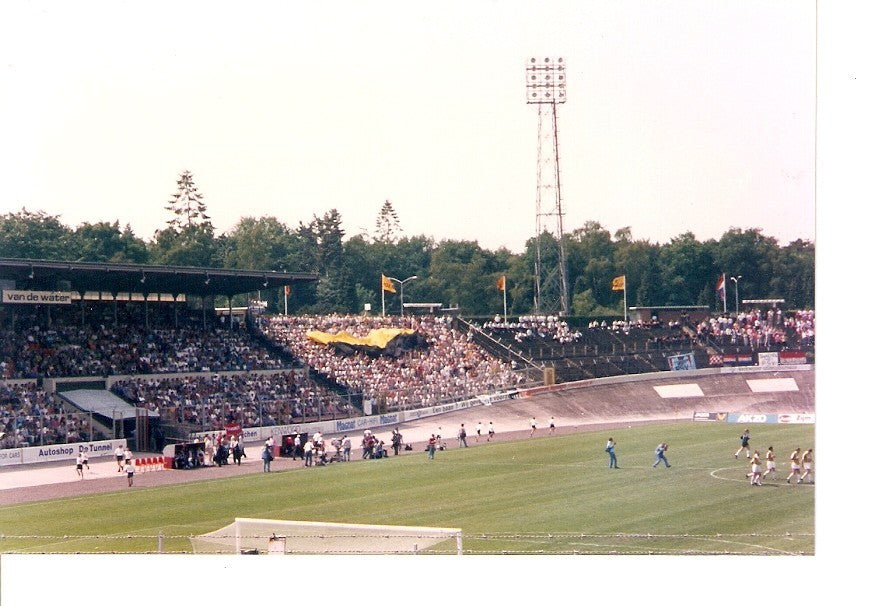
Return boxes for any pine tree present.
[374,199,402,244]
[165,170,211,231]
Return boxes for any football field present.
[0,421,814,555]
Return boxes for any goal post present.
[191,518,464,555]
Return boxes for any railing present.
[142,394,360,434]
[362,379,539,415]
[457,317,543,370]
[0,410,109,450]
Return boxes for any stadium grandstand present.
[1,258,317,450]
[1,257,814,457]
[467,305,814,384]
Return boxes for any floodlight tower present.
[526,56,570,316]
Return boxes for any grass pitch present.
[0,422,814,555]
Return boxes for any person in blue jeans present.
[605,437,618,468]
[261,444,273,472]
[652,442,671,468]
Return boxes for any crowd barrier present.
[134,456,169,472]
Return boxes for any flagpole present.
[723,272,727,314]
[381,276,386,317]
[620,275,627,323]
[502,275,508,322]
[611,275,626,320]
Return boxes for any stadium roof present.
[0,257,318,298]
[742,299,785,305]
[627,305,710,310]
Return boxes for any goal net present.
[190,518,463,555]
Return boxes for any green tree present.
[771,239,815,308]
[566,221,615,309]
[712,228,779,306]
[312,209,345,274]
[374,199,402,244]
[613,234,659,307]
[503,251,535,315]
[150,223,220,267]
[426,240,502,315]
[165,170,211,230]
[344,234,434,315]
[224,217,295,271]
[0,209,72,260]
[344,234,385,314]
[150,171,219,267]
[295,209,357,313]
[314,265,359,314]
[572,288,619,317]
[657,232,717,307]
[71,221,149,263]
[223,216,314,312]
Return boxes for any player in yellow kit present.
[786,447,802,484]
[763,446,777,481]
[799,448,814,484]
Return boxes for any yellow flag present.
[611,275,626,291]
[381,274,396,293]
[497,275,506,291]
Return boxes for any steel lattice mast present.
[526,56,570,316]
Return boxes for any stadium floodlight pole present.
[388,275,418,316]
[526,56,569,316]
[730,275,742,314]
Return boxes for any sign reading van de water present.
[2,289,73,305]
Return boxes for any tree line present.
[0,172,814,317]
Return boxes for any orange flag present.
[381,274,396,293]
[611,275,625,291]
[497,275,506,291]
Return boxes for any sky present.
[0,0,816,254]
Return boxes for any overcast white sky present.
[1,1,815,253]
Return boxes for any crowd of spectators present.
[1,304,288,379]
[262,314,523,412]
[482,315,582,344]
[110,371,355,432]
[0,382,101,449]
[585,318,683,331]
[786,309,815,347]
[484,315,693,354]
[0,298,816,451]
[695,308,815,350]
